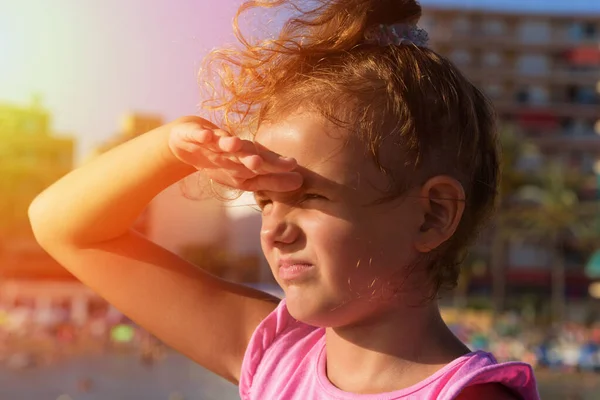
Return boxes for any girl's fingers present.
[253,142,297,172]
[172,124,298,179]
[257,154,297,173]
[178,126,237,152]
[215,136,243,153]
[217,159,257,180]
[240,172,303,193]
[233,140,297,173]
[238,154,263,172]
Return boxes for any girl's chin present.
[284,293,347,327]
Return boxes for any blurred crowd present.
[450,313,600,373]
[1,296,600,373]
[0,299,164,370]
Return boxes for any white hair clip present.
[363,23,429,48]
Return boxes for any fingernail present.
[281,157,296,162]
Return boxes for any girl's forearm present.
[29,117,197,246]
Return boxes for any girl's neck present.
[324,302,470,394]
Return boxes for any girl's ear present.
[413,176,465,253]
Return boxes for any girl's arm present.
[28,116,298,383]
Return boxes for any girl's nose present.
[260,215,300,247]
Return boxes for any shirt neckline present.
[314,338,483,400]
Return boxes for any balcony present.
[429,32,600,52]
[463,67,599,86]
[529,134,600,151]
[493,101,600,119]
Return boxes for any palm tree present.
[501,162,597,322]
[490,126,539,315]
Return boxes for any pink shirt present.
[240,300,539,399]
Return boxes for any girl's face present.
[255,112,427,327]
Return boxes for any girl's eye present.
[302,193,326,202]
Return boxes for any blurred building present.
[88,113,166,236]
[423,7,600,173]
[0,280,103,327]
[0,96,75,279]
[422,6,600,308]
[89,113,233,277]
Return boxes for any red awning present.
[565,47,600,66]
[517,109,559,130]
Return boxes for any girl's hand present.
[168,118,303,193]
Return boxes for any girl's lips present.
[278,262,314,281]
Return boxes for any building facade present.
[88,113,166,237]
[422,6,600,309]
[0,96,75,279]
[89,113,232,278]
[422,7,600,173]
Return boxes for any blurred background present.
[1,0,600,399]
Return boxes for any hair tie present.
[363,23,429,48]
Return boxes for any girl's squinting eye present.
[254,193,326,212]
[302,193,327,203]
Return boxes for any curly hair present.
[198,0,500,296]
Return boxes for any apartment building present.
[422,7,600,174]
[0,96,76,279]
[421,7,600,308]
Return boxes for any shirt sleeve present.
[444,356,540,400]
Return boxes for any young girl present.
[29,0,539,398]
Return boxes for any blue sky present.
[421,0,600,13]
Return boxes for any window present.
[576,87,598,104]
[528,86,549,105]
[484,84,503,99]
[453,16,472,34]
[517,54,549,75]
[582,22,598,39]
[569,23,584,40]
[564,118,593,136]
[508,241,550,269]
[450,49,471,66]
[580,152,596,173]
[483,18,506,36]
[514,86,549,105]
[518,20,551,44]
[515,146,543,172]
[516,88,529,103]
[482,51,503,68]
[567,22,598,41]
[570,22,598,40]
[566,85,598,104]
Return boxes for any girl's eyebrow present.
[297,166,343,190]
[252,168,343,201]
[252,179,323,202]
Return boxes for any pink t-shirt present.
[240,300,539,399]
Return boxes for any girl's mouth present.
[278,260,314,281]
